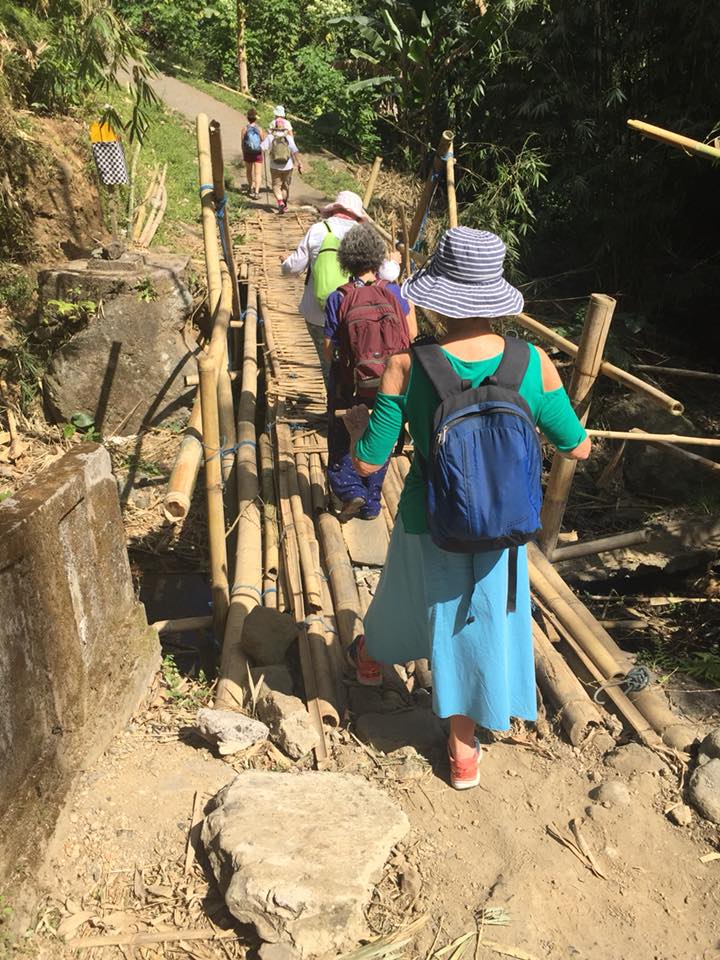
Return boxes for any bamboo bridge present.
[160,114,705,767]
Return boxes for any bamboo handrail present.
[259,432,279,608]
[198,355,229,641]
[551,529,649,563]
[408,130,454,247]
[208,119,241,321]
[215,281,260,710]
[634,364,720,382]
[586,429,720,447]
[446,145,458,229]
[628,428,720,475]
[627,119,720,163]
[362,156,383,208]
[512,312,684,414]
[539,293,616,555]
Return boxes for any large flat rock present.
[201,771,409,957]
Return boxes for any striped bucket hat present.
[401,227,523,319]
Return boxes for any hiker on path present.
[279,191,367,381]
[343,227,591,790]
[241,108,265,200]
[324,223,417,520]
[261,110,302,214]
[269,104,293,135]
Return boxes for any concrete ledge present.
[0,444,160,923]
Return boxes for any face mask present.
[378,259,400,283]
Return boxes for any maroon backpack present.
[336,280,410,396]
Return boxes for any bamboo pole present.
[259,432,279,608]
[586,429,720,448]
[528,543,697,750]
[551,529,649,562]
[138,163,167,247]
[399,207,412,279]
[408,130,455,247]
[629,428,720,475]
[131,163,159,242]
[627,119,720,163]
[215,282,260,710]
[209,119,241,321]
[445,144,458,228]
[198,355,229,640]
[512,312,684,415]
[634,364,720,382]
[362,156,383,208]
[538,294,616,556]
[316,511,363,649]
[532,620,603,746]
[198,114,223,315]
[151,616,213,633]
[163,400,202,521]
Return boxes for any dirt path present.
[147,72,328,210]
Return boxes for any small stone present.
[241,607,298,666]
[668,804,693,827]
[589,780,632,806]
[386,746,429,782]
[255,690,320,760]
[688,758,720,824]
[250,664,295,698]
[259,944,300,960]
[201,771,409,956]
[196,708,269,756]
[590,731,616,755]
[698,727,720,766]
[606,742,668,778]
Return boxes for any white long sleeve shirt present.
[281,215,359,326]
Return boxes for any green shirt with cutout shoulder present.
[354,343,587,535]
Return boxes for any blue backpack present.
[413,338,543,611]
[243,124,262,153]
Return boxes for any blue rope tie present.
[261,586,278,598]
[231,583,263,600]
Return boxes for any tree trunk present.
[236,0,249,94]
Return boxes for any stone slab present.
[202,771,409,956]
[0,444,160,923]
[341,514,388,566]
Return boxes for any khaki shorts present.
[271,167,293,192]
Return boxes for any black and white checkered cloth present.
[92,141,129,185]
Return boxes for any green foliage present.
[302,157,360,198]
[0,265,33,314]
[161,654,213,709]
[45,298,97,325]
[0,490,11,504]
[134,277,158,302]
[0,0,158,140]
[63,411,102,442]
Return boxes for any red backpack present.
[336,280,411,396]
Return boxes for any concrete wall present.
[0,444,159,918]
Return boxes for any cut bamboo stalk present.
[197,114,223,316]
[132,162,159,241]
[513,312,684,415]
[362,156,383,208]
[215,282,260,711]
[139,164,167,247]
[634,364,720,382]
[319,558,348,718]
[551,529,649,562]
[209,119,241,320]
[198,355,229,641]
[259,432,279,608]
[414,658,432,690]
[141,181,168,247]
[629,428,720,475]
[308,448,328,513]
[316,511,363,650]
[295,451,313,515]
[446,145,458,228]
[529,542,697,750]
[185,370,240,387]
[277,424,323,610]
[408,130,454,247]
[307,539,341,727]
[399,207,412,279]
[539,294,616,555]
[627,119,720,162]
[163,399,202,521]
[586,429,720,448]
[152,616,213,634]
[532,620,603,746]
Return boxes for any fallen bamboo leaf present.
[481,940,541,960]
[67,926,240,950]
[700,852,720,863]
[433,932,475,958]
[570,818,608,880]
[57,910,97,939]
[338,914,427,959]
[547,822,606,880]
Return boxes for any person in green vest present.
[279,191,367,383]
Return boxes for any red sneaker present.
[349,635,382,687]
[448,738,482,790]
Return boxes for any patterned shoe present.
[448,738,482,790]
[348,635,383,687]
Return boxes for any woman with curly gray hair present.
[323,223,417,520]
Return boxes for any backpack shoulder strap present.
[492,337,531,391]
[412,343,463,400]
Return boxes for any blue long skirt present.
[364,518,537,731]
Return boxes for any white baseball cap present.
[273,105,286,118]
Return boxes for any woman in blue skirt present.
[344,227,591,790]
